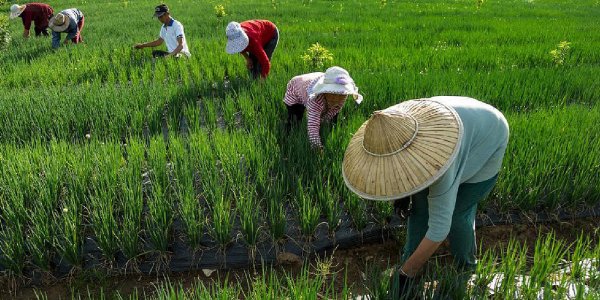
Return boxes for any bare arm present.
[166,36,184,57]
[134,38,164,49]
[240,52,252,68]
[400,237,442,277]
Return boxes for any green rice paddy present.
[0,0,599,297]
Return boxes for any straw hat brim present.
[9,6,26,19]
[226,33,249,54]
[342,99,464,201]
[49,16,70,32]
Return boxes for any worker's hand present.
[133,44,144,50]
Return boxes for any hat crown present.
[54,13,66,25]
[363,111,418,156]
[226,22,243,38]
[322,66,352,85]
[155,4,169,12]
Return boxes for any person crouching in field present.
[134,4,191,59]
[284,66,363,152]
[225,20,278,79]
[341,96,509,298]
[9,3,54,38]
[49,8,84,49]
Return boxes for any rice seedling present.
[119,139,145,260]
[0,222,25,276]
[523,232,568,298]
[296,180,322,239]
[87,143,122,261]
[237,193,261,250]
[490,239,528,298]
[344,189,368,231]
[146,182,173,253]
[170,138,205,249]
[371,201,394,227]
[211,195,234,249]
[146,138,173,253]
[313,176,341,235]
[54,194,83,268]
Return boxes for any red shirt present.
[240,20,277,78]
[20,3,54,30]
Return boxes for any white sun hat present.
[310,66,364,104]
[225,21,249,54]
[49,13,70,32]
[342,99,464,201]
[9,4,26,19]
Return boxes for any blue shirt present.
[52,9,84,49]
[424,96,510,242]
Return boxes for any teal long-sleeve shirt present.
[423,96,509,242]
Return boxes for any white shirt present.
[159,18,191,57]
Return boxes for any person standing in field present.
[9,3,54,38]
[341,96,509,298]
[284,66,363,151]
[48,8,84,49]
[225,20,279,79]
[133,4,191,58]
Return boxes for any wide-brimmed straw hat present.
[310,66,363,104]
[49,13,70,32]
[225,21,249,54]
[9,4,26,19]
[342,99,464,201]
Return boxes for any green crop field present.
[1,0,599,298]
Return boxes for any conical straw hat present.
[342,99,464,201]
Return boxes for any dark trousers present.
[286,104,305,127]
[33,14,52,37]
[249,28,279,79]
[285,104,338,130]
[401,174,499,270]
[152,50,170,58]
[34,26,49,36]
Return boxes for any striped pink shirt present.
[284,73,345,148]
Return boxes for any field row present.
[33,233,600,299]
[0,101,599,275]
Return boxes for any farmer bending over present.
[9,3,54,38]
[134,4,191,58]
[341,96,509,298]
[225,20,278,79]
[284,66,363,151]
[49,8,84,49]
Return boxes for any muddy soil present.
[2,217,598,299]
